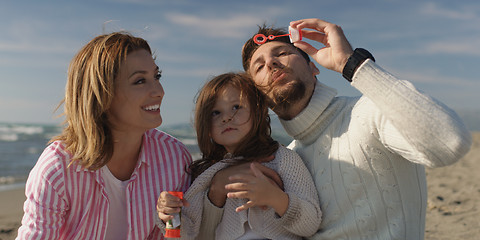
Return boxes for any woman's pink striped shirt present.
[17,129,192,240]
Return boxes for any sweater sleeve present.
[351,59,472,168]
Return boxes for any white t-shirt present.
[101,166,129,240]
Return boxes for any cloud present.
[389,67,477,88]
[0,38,77,69]
[372,35,480,58]
[423,38,480,56]
[0,41,74,55]
[103,0,191,5]
[420,2,480,21]
[0,17,87,56]
[164,66,232,78]
[164,12,262,38]
[163,6,288,39]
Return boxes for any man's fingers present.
[300,30,327,44]
[255,155,275,163]
[293,41,319,58]
[228,172,255,183]
[225,182,249,191]
[227,190,249,199]
[230,163,284,190]
[290,18,330,33]
[252,162,284,190]
[250,162,266,178]
[235,201,255,212]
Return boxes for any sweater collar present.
[280,81,337,143]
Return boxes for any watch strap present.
[342,48,375,82]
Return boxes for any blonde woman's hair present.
[52,32,151,170]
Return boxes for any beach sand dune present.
[1,133,478,240]
[425,132,480,239]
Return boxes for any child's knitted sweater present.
[180,144,321,240]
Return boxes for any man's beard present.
[266,78,306,113]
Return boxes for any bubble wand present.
[253,26,302,45]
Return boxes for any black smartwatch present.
[342,48,375,82]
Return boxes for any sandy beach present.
[1,133,478,240]
[0,187,24,240]
[424,132,480,239]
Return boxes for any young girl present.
[157,72,321,239]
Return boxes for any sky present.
[1,0,479,127]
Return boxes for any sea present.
[0,122,200,192]
[0,123,59,191]
[2,109,477,193]
[0,120,293,192]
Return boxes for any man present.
[203,18,472,239]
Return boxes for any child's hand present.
[156,191,189,223]
[226,163,289,216]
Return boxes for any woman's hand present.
[156,191,189,223]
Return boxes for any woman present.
[17,32,192,239]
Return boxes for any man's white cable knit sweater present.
[200,60,472,240]
[281,59,472,239]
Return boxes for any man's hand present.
[226,163,289,216]
[290,18,354,73]
[208,156,283,207]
